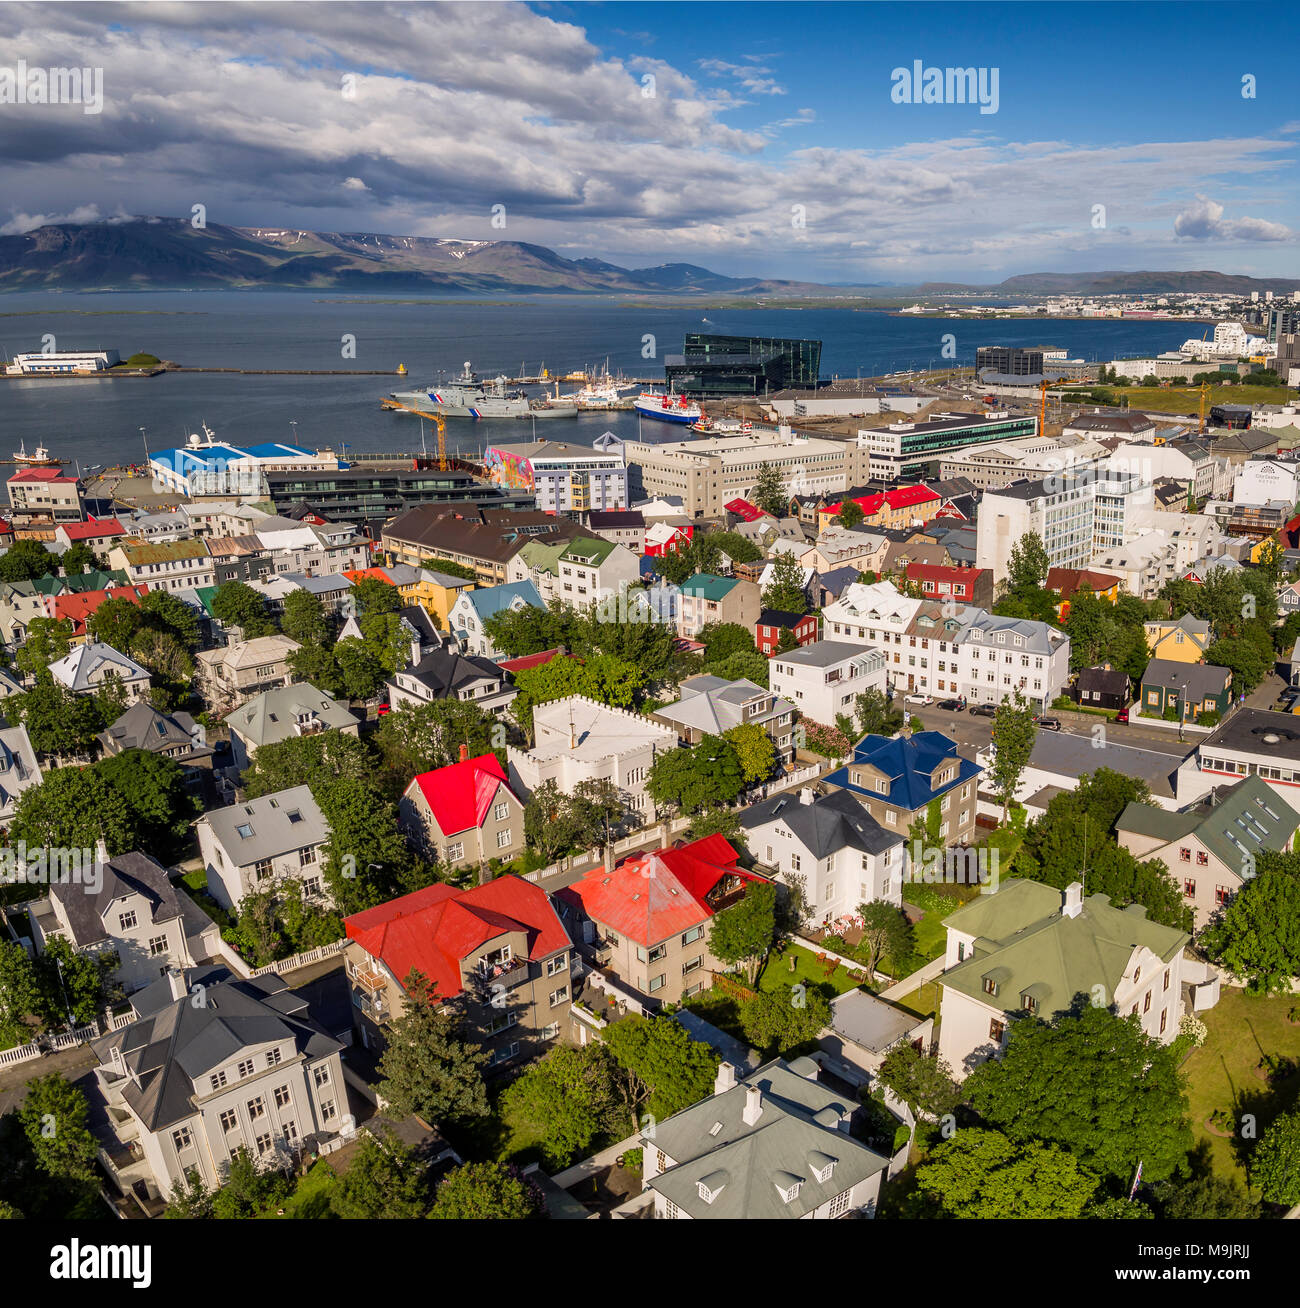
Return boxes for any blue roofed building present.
[149,428,338,496]
[449,580,545,658]
[824,730,983,847]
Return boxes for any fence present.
[250,939,348,978]
[0,1041,42,1069]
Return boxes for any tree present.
[374,698,502,786]
[13,617,73,678]
[856,899,913,975]
[483,603,570,659]
[281,589,331,646]
[240,730,374,799]
[1201,871,1300,994]
[377,971,490,1124]
[164,1169,214,1219]
[332,1127,431,1218]
[287,644,343,697]
[128,626,195,705]
[965,1004,1192,1184]
[1205,635,1268,696]
[61,541,103,576]
[723,723,776,785]
[332,636,385,700]
[837,498,865,528]
[989,690,1036,822]
[646,734,745,814]
[740,984,832,1058]
[603,1013,719,1119]
[761,550,808,615]
[351,576,401,616]
[877,1043,961,1118]
[18,1075,97,1181]
[708,649,770,688]
[6,676,105,757]
[317,773,429,912]
[137,588,201,651]
[0,539,57,584]
[567,778,628,853]
[499,1044,626,1169]
[429,1161,544,1219]
[1252,1111,1300,1206]
[1007,532,1050,592]
[750,462,788,517]
[1154,1170,1256,1220]
[708,881,777,984]
[210,1146,290,1219]
[912,1129,1099,1219]
[854,688,903,738]
[36,935,118,1028]
[523,779,579,866]
[209,581,275,637]
[0,940,43,1047]
[359,609,415,675]
[10,765,134,855]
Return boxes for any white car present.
[903,693,933,706]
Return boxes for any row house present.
[256,520,371,578]
[107,537,216,593]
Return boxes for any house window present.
[172,1126,193,1151]
[497,829,512,849]
[541,1023,560,1041]
[1184,879,1196,898]
[219,1109,238,1133]
[299,846,318,867]
[313,1064,331,1089]
[255,1132,273,1157]
[547,954,568,977]
[283,1120,298,1143]
[119,910,138,930]
[1179,847,1191,862]
[1143,991,1152,1014]
[549,986,569,1007]
[321,1099,336,1122]
[148,935,169,957]
[1215,886,1233,906]
[247,1096,265,1120]
[648,975,666,993]
[210,1071,228,1091]
[274,1085,291,1108]
[1160,1009,1168,1035]
[494,802,509,821]
[1163,969,1171,992]
[827,1189,852,1218]
[983,977,998,996]
[681,925,704,945]
[237,1059,255,1078]
[444,842,464,863]
[254,859,272,881]
[1197,851,1208,866]
[989,1019,1005,1042]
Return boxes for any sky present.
[1,0,1297,283]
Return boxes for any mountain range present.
[1,217,1297,298]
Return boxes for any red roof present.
[344,567,394,585]
[497,647,563,674]
[827,484,940,518]
[1045,567,1121,598]
[345,876,570,1002]
[407,753,517,837]
[8,467,77,484]
[59,516,126,541]
[556,835,762,946]
[48,585,147,636]
[906,562,985,584]
[724,498,767,522]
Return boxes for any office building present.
[976,346,1043,377]
[483,433,628,514]
[858,411,1038,482]
[663,333,821,399]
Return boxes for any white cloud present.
[341,177,369,191]
[1174,195,1292,242]
[0,203,102,235]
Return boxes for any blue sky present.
[1,1,1295,282]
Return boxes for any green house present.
[1139,657,1232,722]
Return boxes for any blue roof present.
[465,580,544,620]
[824,730,982,811]
[151,441,316,474]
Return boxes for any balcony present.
[472,957,530,990]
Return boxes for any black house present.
[1074,664,1130,712]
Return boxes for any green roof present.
[517,538,568,577]
[941,879,1189,1019]
[1115,803,1198,845]
[562,536,617,566]
[679,572,736,601]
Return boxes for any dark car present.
[1036,716,1063,731]
[969,704,998,718]
[937,698,964,711]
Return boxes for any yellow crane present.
[1039,379,1048,432]
[432,412,447,470]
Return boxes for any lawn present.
[259,1159,339,1219]
[1181,988,1300,1191]
[891,979,942,1024]
[1063,382,1291,417]
[180,867,207,892]
[757,942,869,998]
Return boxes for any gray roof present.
[768,639,868,669]
[1200,709,1300,763]
[97,701,208,758]
[656,676,792,736]
[48,641,150,693]
[199,785,328,866]
[92,966,342,1131]
[0,724,42,815]
[645,1059,888,1220]
[1142,657,1231,700]
[958,609,1066,656]
[49,851,182,951]
[1026,732,1191,798]
[282,571,354,596]
[828,989,925,1054]
[741,788,901,860]
[225,682,358,747]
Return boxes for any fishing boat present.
[633,390,703,425]
[12,441,62,466]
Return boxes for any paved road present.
[0,1044,96,1115]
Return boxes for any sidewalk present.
[0,1043,97,1113]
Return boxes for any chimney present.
[458,743,468,763]
[1063,882,1084,919]
[798,787,814,805]
[94,838,109,868]
[167,969,188,1003]
[742,1084,763,1126]
[714,1062,737,1096]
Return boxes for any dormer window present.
[1021,993,1037,1012]
[983,976,998,996]
[775,1176,802,1203]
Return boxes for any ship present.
[389,361,577,420]
[634,390,703,425]
[12,441,62,467]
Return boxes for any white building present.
[49,641,152,703]
[769,641,888,727]
[1090,533,1181,600]
[939,435,1108,491]
[1233,459,1300,508]
[1107,441,1233,505]
[740,787,905,928]
[485,434,628,513]
[9,349,119,374]
[149,430,339,498]
[506,696,677,822]
[953,611,1071,712]
[106,537,216,593]
[975,475,1096,581]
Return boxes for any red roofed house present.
[1045,567,1121,623]
[724,497,767,523]
[343,874,574,1070]
[496,646,565,676]
[45,584,149,643]
[53,516,128,549]
[644,521,693,557]
[755,607,820,655]
[7,466,84,535]
[905,562,993,610]
[556,835,767,1004]
[398,749,526,871]
[818,485,941,532]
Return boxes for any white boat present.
[12,441,61,466]
[634,390,703,424]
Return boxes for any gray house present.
[97,702,214,780]
[224,682,360,772]
[0,723,43,823]
[650,675,797,764]
[196,785,331,911]
[387,644,516,714]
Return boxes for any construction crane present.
[1198,380,1210,435]
[1039,379,1048,432]
[432,412,447,470]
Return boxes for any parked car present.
[1036,716,1063,731]
[936,698,964,711]
[1116,706,1130,724]
[903,693,933,706]
[969,704,998,718]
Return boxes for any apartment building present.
[343,876,573,1073]
[506,534,640,606]
[587,508,646,553]
[556,835,767,1004]
[770,641,888,727]
[196,634,301,711]
[484,435,628,513]
[1109,440,1232,504]
[954,611,1072,713]
[6,467,84,532]
[938,435,1107,491]
[107,537,216,593]
[975,474,1095,582]
[196,786,332,912]
[623,431,866,518]
[91,967,347,1199]
[381,503,582,581]
[676,573,762,640]
[254,520,371,577]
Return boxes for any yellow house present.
[346,564,474,633]
[1144,614,1211,664]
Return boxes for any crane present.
[1039,379,1048,432]
[1198,380,1210,435]
[431,412,447,470]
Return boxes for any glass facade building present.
[663,333,822,398]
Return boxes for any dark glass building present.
[662,333,822,398]
[976,346,1044,377]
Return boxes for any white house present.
[740,787,905,928]
[48,641,152,704]
[953,611,1071,712]
[1233,459,1300,508]
[769,640,888,727]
